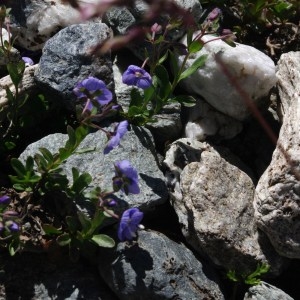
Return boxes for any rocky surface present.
[276,51,300,121]
[163,138,286,275]
[0,64,38,108]
[183,96,243,141]
[104,0,202,60]
[244,281,294,300]
[98,229,226,300]
[254,52,300,258]
[1,1,300,299]
[8,0,82,51]
[19,125,168,214]
[35,22,113,111]
[176,34,277,121]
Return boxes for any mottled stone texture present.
[98,230,225,300]
[164,138,285,275]
[254,52,300,258]
[244,281,294,300]
[276,51,300,121]
[35,22,113,111]
[19,125,168,213]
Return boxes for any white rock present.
[10,0,99,51]
[176,34,277,120]
[184,97,242,140]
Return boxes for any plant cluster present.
[0,1,275,296]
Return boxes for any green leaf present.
[127,105,144,117]
[75,125,89,146]
[56,233,72,246]
[226,270,239,282]
[179,54,207,82]
[42,224,62,235]
[5,141,16,150]
[169,50,179,75]
[154,65,172,99]
[158,50,169,65]
[7,61,25,87]
[77,211,91,233]
[10,158,27,177]
[91,234,115,248]
[39,147,54,163]
[71,171,92,195]
[171,95,196,107]
[5,87,15,103]
[59,147,71,162]
[66,216,79,233]
[66,126,76,149]
[188,40,203,54]
[129,88,144,108]
[8,238,20,256]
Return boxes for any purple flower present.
[113,160,140,195]
[0,195,10,205]
[73,77,113,110]
[122,65,152,89]
[7,221,19,233]
[22,57,34,66]
[104,120,128,154]
[207,8,221,21]
[118,208,144,241]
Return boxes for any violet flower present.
[104,120,128,154]
[118,208,144,242]
[7,221,19,233]
[22,57,34,67]
[113,160,140,195]
[207,8,221,21]
[0,195,10,205]
[122,65,152,89]
[73,77,113,111]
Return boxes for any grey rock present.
[35,22,114,111]
[8,0,82,51]
[244,281,294,300]
[163,138,286,275]
[276,51,300,122]
[98,229,225,300]
[176,34,277,120]
[104,0,202,60]
[0,252,117,300]
[19,125,168,213]
[254,52,300,258]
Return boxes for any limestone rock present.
[163,138,286,275]
[276,51,300,121]
[254,52,300,258]
[244,281,294,300]
[0,64,38,108]
[98,230,225,300]
[183,96,243,141]
[8,0,83,51]
[35,22,114,111]
[176,34,277,120]
[19,125,168,213]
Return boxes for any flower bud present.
[207,8,221,21]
